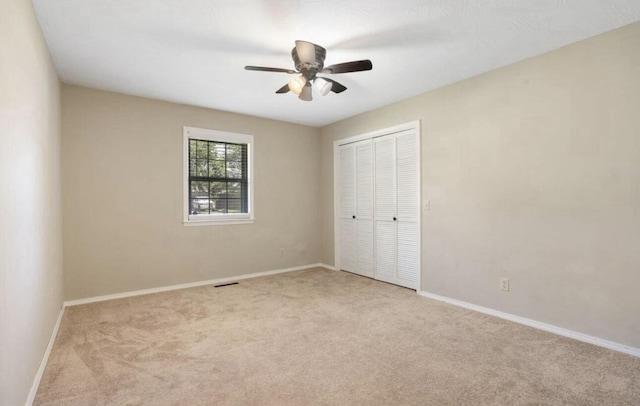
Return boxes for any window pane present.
[227,199,242,213]
[191,181,209,198]
[189,159,197,176]
[189,140,197,159]
[210,181,226,199]
[210,143,226,160]
[196,140,209,161]
[226,144,243,161]
[227,161,242,178]
[196,159,208,177]
[190,181,210,214]
[209,159,225,178]
[213,198,227,214]
[227,182,241,198]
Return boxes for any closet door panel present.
[395,130,420,287]
[374,136,395,220]
[339,140,374,277]
[339,145,356,219]
[340,219,357,272]
[356,141,373,219]
[356,219,374,277]
[355,140,374,277]
[375,221,396,279]
[339,144,356,272]
[396,131,419,222]
[397,221,419,288]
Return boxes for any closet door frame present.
[333,120,421,290]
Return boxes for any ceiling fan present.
[244,40,373,101]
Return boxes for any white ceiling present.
[33,0,640,127]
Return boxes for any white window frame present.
[183,126,254,226]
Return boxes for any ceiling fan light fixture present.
[288,75,306,94]
[299,84,312,101]
[314,78,332,96]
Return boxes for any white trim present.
[333,140,341,272]
[64,263,331,307]
[25,306,65,406]
[183,219,255,227]
[418,290,640,358]
[182,126,255,225]
[319,263,337,271]
[414,125,422,291]
[334,120,422,147]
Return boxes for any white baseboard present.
[25,305,65,406]
[319,263,337,271]
[64,263,332,307]
[418,290,640,358]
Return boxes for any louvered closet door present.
[339,144,357,273]
[355,140,374,277]
[339,140,374,277]
[373,130,419,289]
[373,135,397,283]
[395,130,420,288]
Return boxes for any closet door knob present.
[353,215,356,219]
[393,217,397,221]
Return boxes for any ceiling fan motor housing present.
[292,41,326,80]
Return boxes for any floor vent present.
[214,282,239,288]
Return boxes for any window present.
[183,127,254,225]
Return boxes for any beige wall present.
[321,22,640,348]
[0,0,63,404]
[62,85,322,300]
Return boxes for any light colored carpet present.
[35,267,640,405]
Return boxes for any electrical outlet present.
[500,278,509,291]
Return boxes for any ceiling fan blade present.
[320,78,347,93]
[275,83,290,94]
[245,66,296,74]
[322,60,372,74]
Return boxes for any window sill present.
[184,218,254,227]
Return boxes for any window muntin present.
[183,127,253,225]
